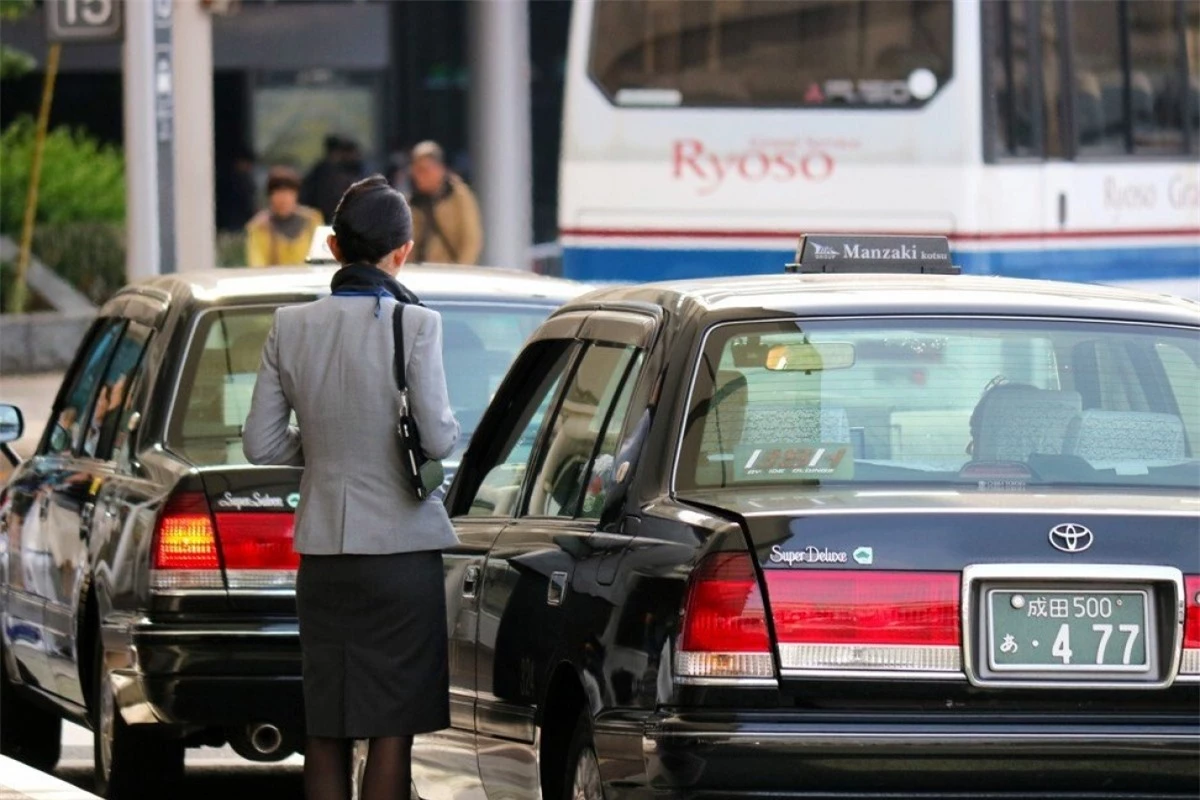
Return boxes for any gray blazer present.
[243,295,460,555]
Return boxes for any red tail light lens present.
[215,511,298,589]
[151,493,222,589]
[677,552,773,680]
[1183,577,1200,676]
[1185,577,1200,647]
[766,570,960,646]
[764,570,962,674]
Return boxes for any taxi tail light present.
[1183,576,1200,676]
[151,492,223,590]
[151,493,298,592]
[676,552,774,681]
[764,570,963,674]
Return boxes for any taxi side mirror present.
[0,404,23,444]
[0,404,24,467]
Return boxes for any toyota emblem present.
[1048,523,1094,553]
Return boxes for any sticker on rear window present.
[734,444,854,481]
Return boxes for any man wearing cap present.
[408,141,483,265]
[246,166,325,267]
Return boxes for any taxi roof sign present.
[786,234,959,275]
[306,225,337,265]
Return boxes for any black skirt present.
[296,551,450,738]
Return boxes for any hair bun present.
[331,175,413,264]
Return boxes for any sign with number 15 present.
[46,0,122,43]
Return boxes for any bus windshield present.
[589,0,953,108]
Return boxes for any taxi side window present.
[524,343,641,519]
[465,342,576,518]
[85,322,153,463]
[43,319,124,457]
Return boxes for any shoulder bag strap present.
[392,303,408,394]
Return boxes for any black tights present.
[305,735,413,800]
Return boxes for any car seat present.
[1064,409,1186,463]
[969,383,1082,462]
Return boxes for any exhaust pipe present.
[229,722,291,762]
[250,723,283,755]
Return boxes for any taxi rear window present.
[169,306,278,467]
[168,302,555,467]
[677,318,1199,492]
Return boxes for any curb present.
[0,755,100,800]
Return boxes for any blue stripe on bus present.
[560,244,1200,284]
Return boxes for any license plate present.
[987,588,1151,673]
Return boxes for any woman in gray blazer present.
[243,175,460,800]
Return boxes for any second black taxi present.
[424,234,1198,799]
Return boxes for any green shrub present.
[29,222,126,305]
[0,117,125,233]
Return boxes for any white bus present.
[559,0,1199,297]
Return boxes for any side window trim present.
[39,318,126,458]
[568,349,644,520]
[449,339,581,518]
[513,342,592,519]
[87,322,155,464]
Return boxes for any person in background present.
[245,166,324,267]
[408,140,483,265]
[301,135,345,222]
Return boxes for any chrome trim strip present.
[674,676,779,688]
[740,507,1198,518]
[132,627,299,639]
[644,729,1200,744]
[961,564,1185,690]
[149,589,227,597]
[781,668,965,682]
[669,313,1200,497]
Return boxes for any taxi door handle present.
[462,564,481,599]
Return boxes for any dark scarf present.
[330,263,422,317]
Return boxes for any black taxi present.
[0,264,583,796]
[421,235,1199,799]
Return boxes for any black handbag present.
[393,304,445,500]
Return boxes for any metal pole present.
[8,43,61,315]
[123,0,161,281]
[467,0,533,270]
[172,0,215,272]
[152,0,177,273]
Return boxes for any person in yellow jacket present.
[245,166,324,267]
[408,141,483,265]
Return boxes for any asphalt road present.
[53,723,304,799]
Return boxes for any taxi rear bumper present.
[601,712,1200,798]
[115,623,303,731]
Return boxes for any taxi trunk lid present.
[681,487,1199,709]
